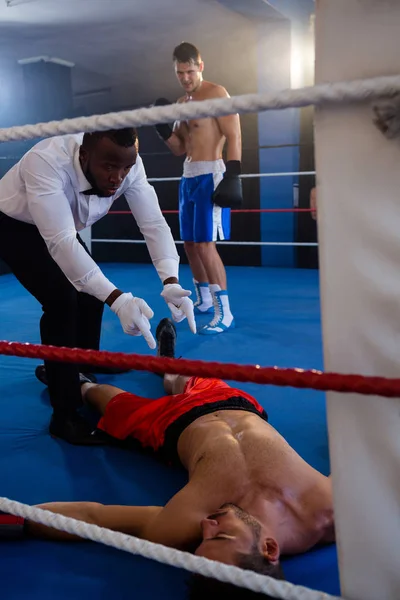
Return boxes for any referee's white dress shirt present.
[0,134,179,302]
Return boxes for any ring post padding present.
[315,1,400,598]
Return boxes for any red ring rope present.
[1,340,399,398]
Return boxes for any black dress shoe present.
[49,413,110,446]
[154,318,178,378]
[35,365,97,387]
[156,318,177,358]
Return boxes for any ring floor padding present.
[0,264,339,599]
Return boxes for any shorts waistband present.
[183,159,225,178]
[161,396,268,466]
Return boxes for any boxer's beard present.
[219,503,262,543]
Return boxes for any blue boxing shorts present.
[179,159,231,242]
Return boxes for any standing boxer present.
[154,42,242,335]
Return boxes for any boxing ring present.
[0,264,338,600]
[1,1,400,598]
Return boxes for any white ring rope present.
[91,239,318,247]
[0,497,341,600]
[0,75,399,142]
[147,171,316,183]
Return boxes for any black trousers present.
[0,212,104,414]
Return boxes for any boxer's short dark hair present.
[187,550,285,599]
[173,42,201,65]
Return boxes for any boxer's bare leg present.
[81,376,191,415]
[192,242,227,289]
[163,374,191,396]
[184,241,208,283]
[82,318,192,414]
[81,383,123,415]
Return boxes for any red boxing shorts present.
[97,377,268,464]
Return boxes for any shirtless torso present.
[170,80,237,162]
[33,401,334,563]
[139,407,334,558]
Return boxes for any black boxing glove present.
[153,98,173,142]
[212,160,243,209]
[0,510,26,539]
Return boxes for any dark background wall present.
[0,59,85,275]
[258,18,298,268]
[296,15,318,270]
[0,2,317,276]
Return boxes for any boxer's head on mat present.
[188,503,285,598]
[79,128,138,197]
[173,42,204,95]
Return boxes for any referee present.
[0,128,195,445]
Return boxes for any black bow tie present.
[82,188,96,196]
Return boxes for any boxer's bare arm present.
[213,86,242,162]
[26,501,163,542]
[27,482,205,550]
[218,112,242,161]
[164,122,187,156]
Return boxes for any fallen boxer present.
[1,318,334,598]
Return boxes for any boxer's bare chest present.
[177,410,331,512]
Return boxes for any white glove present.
[110,292,156,349]
[161,283,196,334]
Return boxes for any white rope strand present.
[91,239,318,247]
[0,497,341,600]
[0,75,400,143]
[147,171,317,182]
